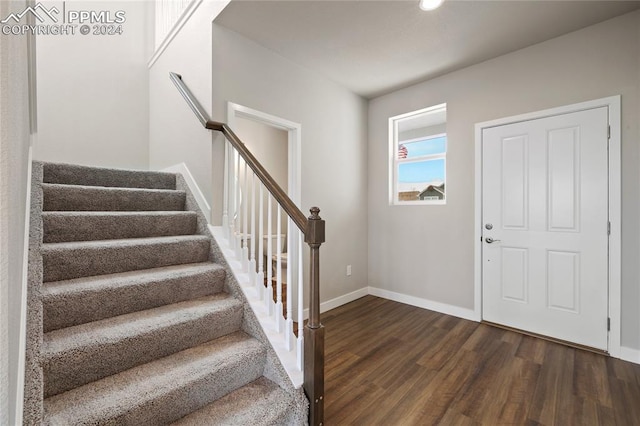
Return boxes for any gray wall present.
[34,1,150,170]
[235,116,289,236]
[148,1,230,216]
[235,116,288,192]
[211,24,369,304]
[368,11,640,350]
[0,0,31,423]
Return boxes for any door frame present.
[473,96,621,357]
[226,102,302,207]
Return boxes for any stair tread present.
[42,211,199,243]
[43,332,265,425]
[42,210,198,243]
[43,294,244,397]
[44,294,241,357]
[42,183,186,212]
[43,262,222,297]
[42,263,226,332]
[43,162,177,189]
[41,234,210,251]
[41,235,212,283]
[41,210,197,217]
[42,182,182,193]
[172,377,294,426]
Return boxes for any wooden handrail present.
[169,72,209,128]
[170,72,325,425]
[170,72,308,233]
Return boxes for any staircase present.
[24,162,307,425]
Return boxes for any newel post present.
[304,207,325,426]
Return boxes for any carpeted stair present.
[24,162,307,425]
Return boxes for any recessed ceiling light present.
[419,0,445,11]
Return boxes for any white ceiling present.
[215,0,640,99]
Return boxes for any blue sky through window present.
[400,136,446,159]
[399,159,445,183]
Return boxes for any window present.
[389,104,447,205]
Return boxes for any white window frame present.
[389,104,447,206]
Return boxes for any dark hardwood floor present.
[323,296,640,425]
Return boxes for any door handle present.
[485,237,501,244]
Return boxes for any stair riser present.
[43,334,266,425]
[43,266,226,332]
[171,377,296,426]
[42,238,211,282]
[44,302,244,397]
[42,184,186,212]
[44,163,176,190]
[132,353,266,425]
[43,212,198,243]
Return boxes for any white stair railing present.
[225,146,305,370]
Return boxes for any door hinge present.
[607,317,611,331]
[607,221,611,235]
[607,125,611,140]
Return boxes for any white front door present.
[482,107,609,350]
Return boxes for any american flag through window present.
[398,144,408,159]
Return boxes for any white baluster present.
[222,137,229,234]
[228,144,237,241]
[285,217,294,351]
[234,153,242,258]
[242,161,249,271]
[232,149,238,243]
[257,184,264,299]
[276,207,283,332]
[249,173,257,286]
[228,147,236,249]
[265,195,273,315]
[297,231,304,371]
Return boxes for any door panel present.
[482,107,609,350]
[502,135,528,229]
[548,126,580,231]
[501,247,528,303]
[546,250,579,313]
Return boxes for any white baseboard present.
[320,287,369,313]
[303,287,369,319]
[368,286,479,322]
[302,286,477,323]
[161,163,211,223]
[620,346,640,365]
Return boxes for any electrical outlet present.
[346,265,352,276]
